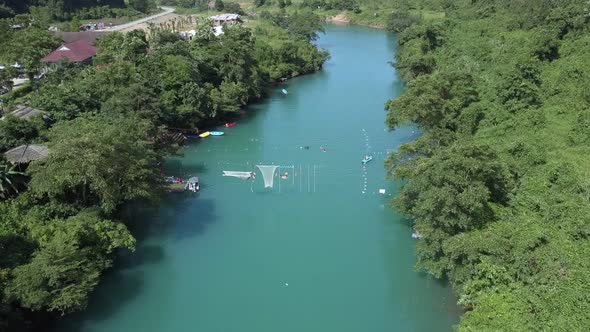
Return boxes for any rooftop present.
[4,144,49,164]
[2,105,47,121]
[42,40,97,63]
[210,13,240,21]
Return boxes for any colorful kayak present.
[199,131,210,138]
[361,156,373,164]
[224,122,236,128]
[210,131,224,136]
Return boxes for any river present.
[59,25,459,332]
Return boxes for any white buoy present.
[379,189,386,194]
[285,283,289,286]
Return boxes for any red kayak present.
[224,122,236,128]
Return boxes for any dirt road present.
[100,6,177,32]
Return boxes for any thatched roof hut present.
[4,144,49,164]
[2,105,48,121]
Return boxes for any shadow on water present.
[116,244,165,269]
[52,270,145,332]
[127,196,218,242]
[52,197,220,329]
[165,159,208,176]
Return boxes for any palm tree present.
[0,160,25,199]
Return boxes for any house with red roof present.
[42,40,97,65]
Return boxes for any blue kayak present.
[210,131,224,136]
[361,156,373,164]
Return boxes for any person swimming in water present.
[320,146,327,152]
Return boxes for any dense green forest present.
[0,0,151,19]
[384,0,590,330]
[0,6,327,331]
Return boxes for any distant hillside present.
[0,0,128,18]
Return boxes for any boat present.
[199,131,210,138]
[361,156,373,164]
[186,177,199,192]
[210,131,224,136]
[224,122,236,128]
[281,89,288,95]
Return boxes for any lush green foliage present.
[299,0,361,13]
[0,115,46,153]
[260,10,325,41]
[0,159,24,199]
[385,7,421,33]
[223,2,244,15]
[0,0,128,20]
[28,115,161,212]
[161,0,209,10]
[386,0,590,330]
[0,26,60,80]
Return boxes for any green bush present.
[386,10,421,33]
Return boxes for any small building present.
[179,30,197,40]
[209,14,241,26]
[4,144,49,164]
[180,26,224,40]
[213,26,223,37]
[41,40,97,65]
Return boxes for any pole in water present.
[299,164,302,193]
[307,165,311,193]
[313,165,316,193]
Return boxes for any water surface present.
[61,25,458,332]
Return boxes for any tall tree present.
[28,114,161,212]
[5,211,135,314]
[8,27,60,82]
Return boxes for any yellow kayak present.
[199,131,211,138]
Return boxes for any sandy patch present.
[326,12,351,24]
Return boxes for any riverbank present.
[238,1,445,31]
[325,12,384,29]
[385,1,590,330]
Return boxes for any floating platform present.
[165,182,186,192]
[361,156,373,164]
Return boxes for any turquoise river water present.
[60,25,459,332]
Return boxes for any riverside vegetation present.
[0,2,328,330]
[383,0,590,330]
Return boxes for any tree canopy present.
[385,0,590,330]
